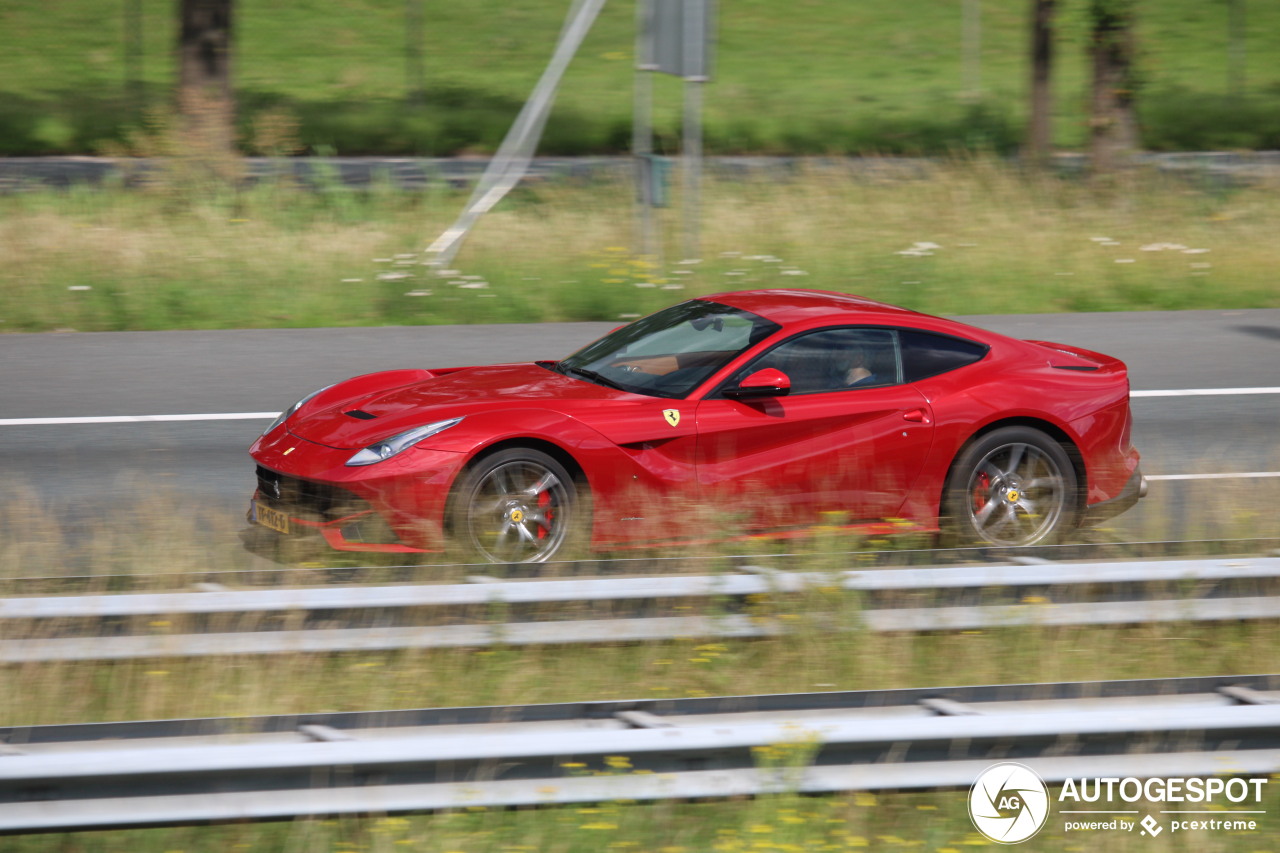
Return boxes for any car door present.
[692,327,935,528]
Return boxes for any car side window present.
[899,330,989,382]
[730,328,901,396]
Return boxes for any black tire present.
[942,426,1079,547]
[449,447,582,563]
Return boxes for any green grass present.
[3,0,1280,155]
[2,161,1278,334]
[7,789,1280,853]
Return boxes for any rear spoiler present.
[1025,340,1126,374]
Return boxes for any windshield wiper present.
[561,364,628,392]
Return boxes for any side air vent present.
[344,409,378,419]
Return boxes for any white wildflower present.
[898,241,941,256]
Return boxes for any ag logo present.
[969,762,1050,844]
[663,409,681,427]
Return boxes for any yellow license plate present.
[255,501,291,535]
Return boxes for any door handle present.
[903,408,931,424]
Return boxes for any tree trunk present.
[178,0,236,157]
[1026,0,1057,166]
[1088,0,1139,175]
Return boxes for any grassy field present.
[3,0,1280,155]
[1,160,1277,333]
[8,789,1280,853]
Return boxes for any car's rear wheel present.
[450,447,581,563]
[943,426,1078,547]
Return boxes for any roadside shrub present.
[1140,85,1280,151]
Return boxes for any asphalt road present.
[2,308,1277,566]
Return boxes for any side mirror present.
[724,368,791,399]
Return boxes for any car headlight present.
[263,384,334,436]
[345,417,464,467]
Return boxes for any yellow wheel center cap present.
[508,509,525,523]
[1005,489,1020,503]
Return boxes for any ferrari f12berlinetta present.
[249,289,1144,561]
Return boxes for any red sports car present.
[249,289,1144,562]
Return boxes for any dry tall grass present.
[2,160,1277,333]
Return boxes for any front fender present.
[413,408,677,547]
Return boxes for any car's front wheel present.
[943,426,1079,547]
[449,447,582,563]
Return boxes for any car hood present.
[286,362,630,449]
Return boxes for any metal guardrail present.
[2,557,1278,662]
[4,153,1279,193]
[2,674,1278,833]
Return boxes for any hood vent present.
[344,409,378,420]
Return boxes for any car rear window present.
[900,330,988,382]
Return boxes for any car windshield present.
[555,299,781,398]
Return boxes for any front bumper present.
[1081,468,1148,526]
[248,428,466,553]
[248,490,430,553]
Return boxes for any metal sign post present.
[634,0,657,262]
[635,0,714,263]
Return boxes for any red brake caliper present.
[973,471,991,513]
[537,489,552,540]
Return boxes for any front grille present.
[255,466,368,522]
[254,466,404,545]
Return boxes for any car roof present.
[698,289,928,326]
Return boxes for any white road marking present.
[1131,387,1280,398]
[3,388,1278,482]
[5,387,1277,428]
[4,386,1278,427]
[0,413,280,426]
[1147,473,1280,481]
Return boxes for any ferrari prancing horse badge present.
[663,409,680,427]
